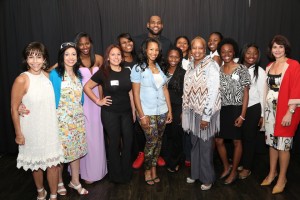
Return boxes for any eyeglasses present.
[60,42,76,49]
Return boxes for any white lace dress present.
[17,72,64,171]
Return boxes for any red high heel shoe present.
[132,152,144,169]
[157,156,166,167]
[185,160,191,167]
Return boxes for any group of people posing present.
[10,15,300,200]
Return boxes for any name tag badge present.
[110,80,119,86]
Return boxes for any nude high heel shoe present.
[260,174,278,186]
[272,180,287,194]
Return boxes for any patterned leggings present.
[140,113,167,170]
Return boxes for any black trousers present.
[241,103,261,170]
[165,104,184,169]
[132,121,145,158]
[101,110,133,183]
[183,132,192,162]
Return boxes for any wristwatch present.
[289,108,295,114]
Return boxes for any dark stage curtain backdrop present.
[1,0,300,153]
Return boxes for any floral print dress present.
[57,73,87,163]
[264,72,292,150]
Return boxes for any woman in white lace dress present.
[11,42,64,200]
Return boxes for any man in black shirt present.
[134,15,172,58]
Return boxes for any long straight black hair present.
[74,32,96,68]
[56,44,82,80]
[240,43,261,82]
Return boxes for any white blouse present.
[153,73,164,89]
[248,65,266,117]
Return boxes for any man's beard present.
[147,28,162,36]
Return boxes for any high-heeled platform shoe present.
[68,181,88,195]
[260,174,278,186]
[239,170,251,180]
[57,182,67,195]
[272,181,287,194]
[49,194,57,200]
[37,188,47,200]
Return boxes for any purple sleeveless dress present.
[79,67,107,181]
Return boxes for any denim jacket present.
[131,63,168,115]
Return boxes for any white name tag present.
[110,80,119,86]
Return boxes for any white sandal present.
[37,188,47,200]
[68,181,88,195]
[200,183,212,191]
[49,194,57,200]
[186,177,195,184]
[57,182,67,196]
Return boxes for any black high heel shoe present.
[219,165,232,179]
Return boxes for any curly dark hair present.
[240,43,261,81]
[56,43,82,80]
[267,35,291,61]
[162,46,184,94]
[217,38,239,59]
[22,42,50,72]
[136,37,164,71]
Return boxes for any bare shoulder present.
[12,73,29,93]
[95,54,104,66]
[15,73,29,84]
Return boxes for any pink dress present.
[79,67,107,182]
